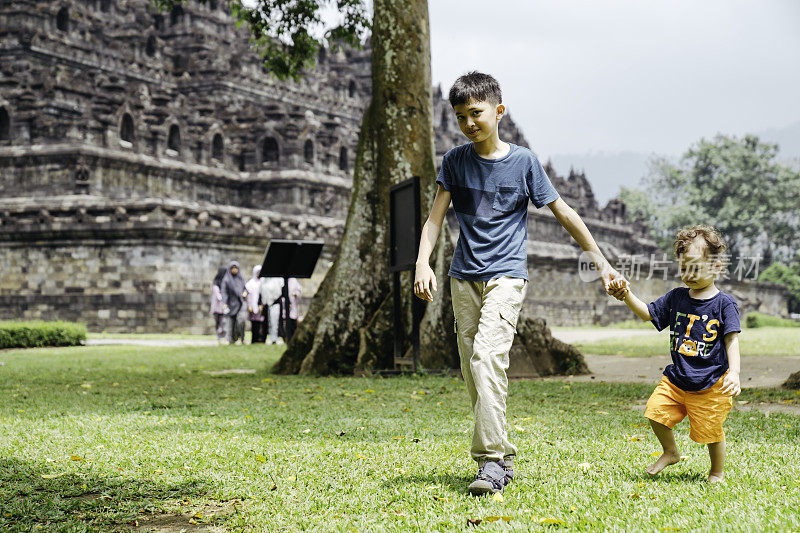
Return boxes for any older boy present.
[414,72,620,495]
[609,225,741,483]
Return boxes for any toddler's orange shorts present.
[644,373,732,444]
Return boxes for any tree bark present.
[274,0,457,374]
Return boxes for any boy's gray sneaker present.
[468,460,513,495]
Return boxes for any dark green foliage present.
[151,0,370,80]
[744,312,800,329]
[0,321,86,349]
[759,260,800,313]
[621,135,800,263]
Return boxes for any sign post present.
[259,239,324,343]
[389,176,423,371]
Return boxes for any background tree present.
[759,258,800,314]
[621,135,800,264]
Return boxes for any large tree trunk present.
[274,0,457,374]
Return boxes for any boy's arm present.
[414,185,451,301]
[547,197,623,292]
[720,332,741,397]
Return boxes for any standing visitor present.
[281,277,302,342]
[260,276,284,344]
[210,267,228,344]
[220,260,247,345]
[246,265,267,343]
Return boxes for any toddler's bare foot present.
[646,451,681,475]
[707,471,725,484]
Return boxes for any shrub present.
[744,312,800,329]
[0,321,86,349]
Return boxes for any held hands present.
[607,278,630,301]
[414,263,437,302]
[720,371,741,397]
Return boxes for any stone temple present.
[0,1,787,333]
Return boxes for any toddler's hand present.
[607,278,629,301]
[720,371,741,397]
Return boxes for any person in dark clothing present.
[220,260,247,344]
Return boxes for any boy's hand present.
[414,263,437,301]
[720,371,741,397]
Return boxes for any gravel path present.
[86,331,798,391]
[85,339,219,347]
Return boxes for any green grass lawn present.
[575,327,800,357]
[0,345,798,531]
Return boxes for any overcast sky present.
[428,0,800,160]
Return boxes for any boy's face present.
[678,239,720,290]
[452,99,505,143]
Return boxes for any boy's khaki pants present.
[451,276,527,464]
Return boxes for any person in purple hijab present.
[220,260,247,344]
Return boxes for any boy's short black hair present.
[448,71,502,108]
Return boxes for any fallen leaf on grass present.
[467,518,482,526]
[650,451,662,457]
[597,411,610,415]
[737,400,749,405]
[41,472,69,479]
[70,455,83,462]
[432,495,448,501]
[540,518,567,526]
[261,378,274,383]
[629,493,641,500]
[492,492,504,502]
[365,389,375,393]
[628,434,645,442]
[337,431,346,436]
[255,455,267,463]
[269,484,277,491]
[514,425,524,432]
[483,516,513,522]
[577,462,592,471]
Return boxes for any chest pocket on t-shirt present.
[492,187,523,214]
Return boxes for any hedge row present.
[744,312,800,329]
[0,321,87,349]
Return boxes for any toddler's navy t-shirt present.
[436,143,559,281]
[648,288,741,392]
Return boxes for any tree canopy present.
[621,134,800,264]
[152,0,370,79]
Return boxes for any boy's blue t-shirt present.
[436,142,559,281]
[648,288,741,392]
